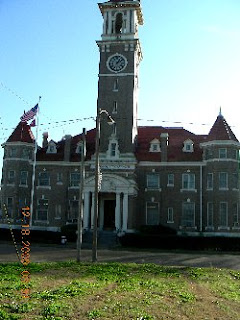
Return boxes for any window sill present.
[37,186,51,190]
[219,188,229,191]
[19,184,28,188]
[167,221,174,224]
[167,184,174,188]
[232,226,240,230]
[34,220,49,225]
[180,189,197,193]
[217,226,230,231]
[145,188,162,192]
[68,186,80,189]
[206,188,213,191]
[205,226,214,231]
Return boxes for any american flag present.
[20,104,38,122]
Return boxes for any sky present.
[1,0,240,179]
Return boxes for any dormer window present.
[47,140,57,154]
[149,139,161,153]
[76,142,83,154]
[183,139,194,153]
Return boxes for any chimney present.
[42,132,48,148]
[160,133,168,162]
[64,135,72,161]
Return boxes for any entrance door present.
[104,200,116,230]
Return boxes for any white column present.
[122,193,129,231]
[126,10,130,33]
[107,13,112,35]
[103,12,107,35]
[83,192,90,230]
[91,193,95,229]
[115,193,121,230]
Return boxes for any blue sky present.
[1,0,240,179]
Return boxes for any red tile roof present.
[7,114,238,163]
[207,114,238,142]
[6,122,35,144]
[136,126,207,162]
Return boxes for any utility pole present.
[77,128,86,262]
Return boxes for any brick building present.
[1,0,240,237]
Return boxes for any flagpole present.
[29,96,41,227]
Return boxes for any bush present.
[60,224,77,242]
[139,224,177,235]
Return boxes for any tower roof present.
[207,114,238,142]
[6,122,35,144]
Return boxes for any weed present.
[87,309,102,319]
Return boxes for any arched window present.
[115,13,123,34]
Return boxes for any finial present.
[219,106,222,117]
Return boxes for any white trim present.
[138,161,205,167]
[99,73,134,77]
[200,140,240,147]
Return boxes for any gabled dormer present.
[46,140,57,154]
[183,139,194,153]
[149,138,161,152]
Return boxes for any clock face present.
[107,54,127,73]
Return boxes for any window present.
[70,173,80,187]
[149,139,161,152]
[167,207,174,223]
[182,202,195,227]
[37,197,48,221]
[57,173,63,183]
[207,202,214,227]
[219,148,227,159]
[8,170,15,184]
[107,138,119,159]
[233,203,239,226]
[207,173,213,190]
[18,198,28,220]
[219,202,228,227]
[9,148,17,158]
[146,174,160,189]
[22,148,31,159]
[183,139,194,153]
[47,141,57,154]
[76,142,83,154]
[113,79,119,91]
[219,172,228,189]
[7,197,14,218]
[167,174,174,187]
[182,173,195,190]
[115,13,123,33]
[110,143,117,157]
[232,173,239,189]
[112,123,116,135]
[20,171,28,186]
[205,148,213,160]
[69,200,78,220]
[38,172,50,186]
[113,101,117,113]
[55,204,62,219]
[146,202,159,225]
[234,149,239,160]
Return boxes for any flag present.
[30,119,36,127]
[20,104,38,122]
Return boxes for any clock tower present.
[96,0,143,157]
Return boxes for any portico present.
[83,173,137,232]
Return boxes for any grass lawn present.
[0,261,240,319]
